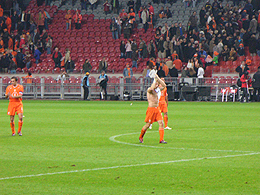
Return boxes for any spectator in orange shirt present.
[65,10,72,30]
[73,10,82,29]
[0,5,3,17]
[5,15,12,34]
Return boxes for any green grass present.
[0,100,259,195]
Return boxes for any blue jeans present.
[66,23,70,30]
[44,19,48,30]
[26,61,31,69]
[36,59,39,64]
[47,47,51,54]
[132,61,137,68]
[112,31,118,39]
[10,70,16,74]
[120,52,125,58]
[257,50,260,57]
[126,51,132,59]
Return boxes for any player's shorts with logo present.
[7,102,23,115]
[145,107,163,124]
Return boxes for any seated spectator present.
[65,56,75,73]
[9,59,17,74]
[228,47,237,61]
[165,56,173,69]
[83,59,92,73]
[24,51,32,69]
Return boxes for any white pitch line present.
[109,132,256,153]
[0,152,259,181]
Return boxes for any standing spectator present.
[158,37,165,59]
[25,10,31,30]
[240,71,252,103]
[132,48,138,68]
[83,59,92,73]
[65,10,72,30]
[81,72,90,100]
[127,0,135,12]
[228,47,237,61]
[237,43,245,56]
[65,56,75,73]
[110,19,118,40]
[123,63,133,90]
[120,40,126,58]
[98,57,108,73]
[24,51,32,69]
[189,11,198,31]
[81,0,87,10]
[43,9,50,30]
[9,59,17,74]
[73,10,82,29]
[16,49,24,69]
[34,46,41,64]
[252,66,260,102]
[147,39,156,59]
[249,34,257,56]
[136,0,141,14]
[36,11,45,35]
[125,40,132,59]
[5,15,12,34]
[52,47,62,68]
[248,15,257,34]
[141,7,149,33]
[103,1,110,15]
[11,11,19,30]
[46,35,52,55]
[111,0,119,14]
[98,70,108,100]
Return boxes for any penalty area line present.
[0,152,259,181]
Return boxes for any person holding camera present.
[240,71,252,103]
[97,70,108,100]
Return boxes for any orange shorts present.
[144,107,163,124]
[159,102,168,113]
[7,102,23,116]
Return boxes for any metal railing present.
[0,77,239,101]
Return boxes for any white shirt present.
[197,67,204,78]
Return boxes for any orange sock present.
[139,128,146,139]
[164,116,168,127]
[18,120,23,133]
[10,122,15,134]
[159,128,164,141]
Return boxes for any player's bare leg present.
[139,123,150,143]
[158,120,167,143]
[10,115,15,136]
[17,113,23,136]
[163,112,172,130]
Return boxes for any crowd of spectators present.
[104,0,260,79]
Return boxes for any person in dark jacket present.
[81,72,90,100]
[252,66,260,102]
[34,46,41,64]
[83,59,92,73]
[240,71,252,103]
[169,64,178,77]
[65,56,75,73]
[98,70,109,100]
[52,47,62,68]
[120,40,126,58]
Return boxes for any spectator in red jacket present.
[240,71,252,103]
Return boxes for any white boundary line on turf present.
[109,132,256,153]
[0,152,259,181]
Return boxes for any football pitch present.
[0,100,259,195]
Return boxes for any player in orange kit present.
[5,76,24,136]
[159,78,171,130]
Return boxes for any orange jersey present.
[6,84,24,103]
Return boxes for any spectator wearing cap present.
[81,72,90,100]
[237,44,245,56]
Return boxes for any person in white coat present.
[141,7,149,32]
[197,64,204,84]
